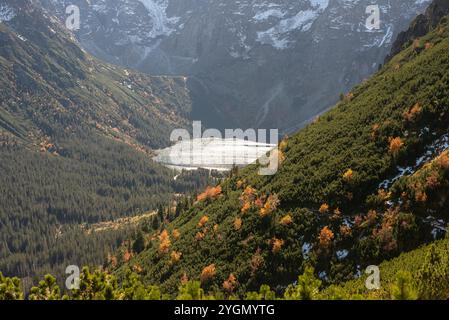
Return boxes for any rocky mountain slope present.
[40,0,431,132]
[113,4,449,296]
[1,0,192,150]
[387,0,449,60]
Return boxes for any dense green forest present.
[0,0,215,288]
[109,11,449,297]
[0,133,216,289]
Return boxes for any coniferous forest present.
[1,0,449,304]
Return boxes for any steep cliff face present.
[387,0,449,61]
[39,1,431,132]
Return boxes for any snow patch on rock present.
[0,4,15,23]
[137,0,179,38]
[256,0,329,49]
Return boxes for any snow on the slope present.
[253,8,285,22]
[137,0,179,38]
[256,0,329,49]
[379,134,449,189]
[0,4,15,23]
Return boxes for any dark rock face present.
[387,0,449,62]
[38,0,431,132]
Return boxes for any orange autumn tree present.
[259,194,280,217]
[250,249,264,276]
[280,214,293,226]
[371,123,380,140]
[158,229,171,255]
[240,186,257,213]
[109,255,118,268]
[389,137,404,156]
[403,103,422,122]
[340,225,352,238]
[241,201,251,214]
[197,186,222,202]
[172,229,181,240]
[198,215,209,228]
[343,169,354,182]
[234,217,243,231]
[132,264,143,274]
[223,274,238,293]
[123,250,132,263]
[319,203,329,214]
[200,264,216,283]
[271,238,285,254]
[318,226,334,249]
[279,136,288,152]
[236,179,245,189]
[170,251,182,265]
[195,232,204,241]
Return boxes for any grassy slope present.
[115,14,449,295]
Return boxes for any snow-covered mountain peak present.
[38,0,433,131]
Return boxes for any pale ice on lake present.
[153,137,276,171]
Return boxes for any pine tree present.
[390,271,417,300]
[29,274,61,300]
[0,272,23,300]
[284,267,321,300]
[132,231,145,254]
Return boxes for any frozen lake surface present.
[153,138,276,171]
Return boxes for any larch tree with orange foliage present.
[200,264,216,283]
[172,229,181,240]
[259,194,280,217]
[195,231,205,241]
[271,238,285,254]
[236,180,245,189]
[133,264,143,274]
[234,217,242,231]
[403,103,422,122]
[223,274,238,293]
[340,225,352,238]
[250,249,264,276]
[319,203,329,214]
[371,123,380,140]
[158,229,171,255]
[343,169,354,182]
[318,226,334,249]
[241,201,251,214]
[389,137,404,156]
[123,250,132,263]
[170,251,182,265]
[280,214,293,226]
[197,186,222,202]
[198,215,209,228]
